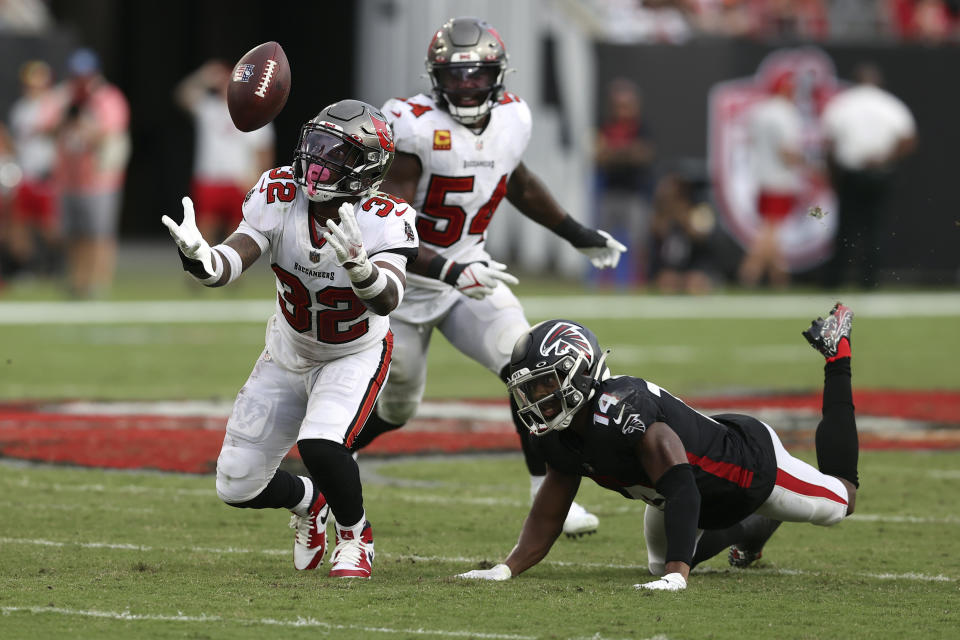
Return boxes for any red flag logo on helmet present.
[369,114,395,152]
[540,322,594,363]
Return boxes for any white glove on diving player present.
[324,201,372,281]
[578,230,627,270]
[161,196,217,277]
[634,572,687,592]
[454,261,519,300]
[456,563,512,581]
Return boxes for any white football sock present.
[530,475,545,503]
[291,476,314,517]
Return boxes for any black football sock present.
[351,410,404,451]
[298,438,365,528]
[815,356,859,487]
[501,364,547,476]
[226,469,304,510]
[691,521,747,568]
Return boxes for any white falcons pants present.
[755,423,849,526]
[215,335,392,503]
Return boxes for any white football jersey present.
[382,93,531,312]
[238,166,419,371]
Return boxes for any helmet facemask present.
[510,352,593,436]
[429,62,504,125]
[292,123,389,202]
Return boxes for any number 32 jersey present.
[238,167,419,372]
[381,93,531,319]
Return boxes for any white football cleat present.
[328,521,374,578]
[289,491,329,570]
[563,501,599,538]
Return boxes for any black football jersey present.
[531,375,778,529]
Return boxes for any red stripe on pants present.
[344,331,393,449]
[775,468,848,505]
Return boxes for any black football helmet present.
[292,99,395,202]
[425,16,509,125]
[507,320,610,436]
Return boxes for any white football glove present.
[324,201,372,281]
[634,572,687,592]
[452,261,519,299]
[578,230,627,270]
[456,563,512,581]
[161,196,216,277]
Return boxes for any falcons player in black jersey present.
[457,304,858,590]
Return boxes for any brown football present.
[227,41,291,132]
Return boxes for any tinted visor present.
[293,128,365,190]
[435,64,500,106]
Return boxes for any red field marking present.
[1,390,958,473]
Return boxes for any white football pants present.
[215,334,392,504]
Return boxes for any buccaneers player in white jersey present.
[350,17,627,538]
[162,100,418,578]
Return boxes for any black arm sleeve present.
[553,215,606,248]
[655,463,701,566]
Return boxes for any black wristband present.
[177,248,211,279]
[442,261,469,286]
[553,215,606,249]
[655,463,701,567]
[424,254,448,280]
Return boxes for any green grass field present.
[1,452,957,639]
[1,251,959,638]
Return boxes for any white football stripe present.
[0,537,954,583]
[1,292,959,325]
[0,606,535,639]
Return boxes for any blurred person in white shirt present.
[819,62,916,289]
[6,59,61,277]
[175,60,275,244]
[737,69,805,289]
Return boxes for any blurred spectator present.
[760,0,830,39]
[828,0,886,40]
[889,0,956,42]
[593,78,655,286]
[649,166,719,294]
[0,123,17,285]
[819,62,916,289]
[175,60,275,244]
[6,60,62,280]
[687,0,757,37]
[53,47,131,298]
[737,69,805,289]
[588,0,694,43]
[0,0,52,33]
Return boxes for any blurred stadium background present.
[1,3,959,638]
[0,0,957,286]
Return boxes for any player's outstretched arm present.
[161,196,261,287]
[456,467,577,581]
[633,422,699,591]
[324,202,403,315]
[505,162,627,269]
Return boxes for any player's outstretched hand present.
[578,230,627,269]
[633,572,687,592]
[324,202,372,280]
[161,196,215,275]
[456,563,512,581]
[454,260,519,299]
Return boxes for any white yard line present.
[0,606,535,639]
[0,536,954,583]
[1,292,959,325]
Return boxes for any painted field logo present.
[433,129,451,150]
[708,47,844,271]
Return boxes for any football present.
[227,41,291,132]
